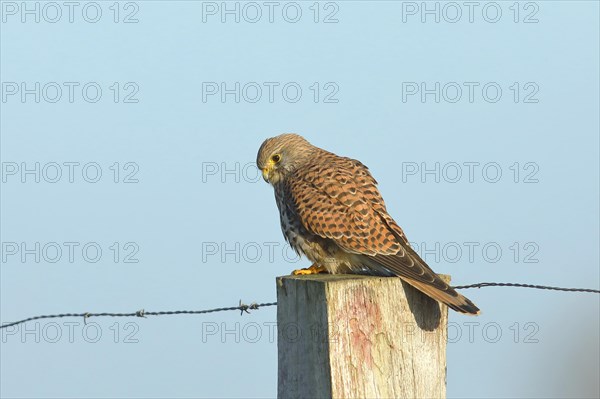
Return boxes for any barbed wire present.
[0,300,277,329]
[452,282,600,293]
[1,281,598,329]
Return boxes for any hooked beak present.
[262,166,270,183]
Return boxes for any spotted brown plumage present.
[257,133,480,315]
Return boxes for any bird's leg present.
[292,263,328,275]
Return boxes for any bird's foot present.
[292,264,328,275]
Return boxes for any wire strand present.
[0,301,277,329]
[1,282,599,329]
[452,282,600,293]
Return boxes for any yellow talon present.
[292,264,328,275]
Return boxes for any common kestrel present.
[257,133,480,315]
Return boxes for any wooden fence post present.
[277,274,449,399]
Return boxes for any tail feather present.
[402,277,480,315]
[357,249,481,315]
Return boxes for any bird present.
[256,133,480,315]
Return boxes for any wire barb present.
[238,300,261,315]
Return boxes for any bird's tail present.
[400,277,480,315]
[359,251,481,315]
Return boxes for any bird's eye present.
[271,154,281,163]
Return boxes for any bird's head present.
[256,133,316,185]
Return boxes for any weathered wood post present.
[277,274,449,399]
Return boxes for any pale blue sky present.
[1,1,599,398]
